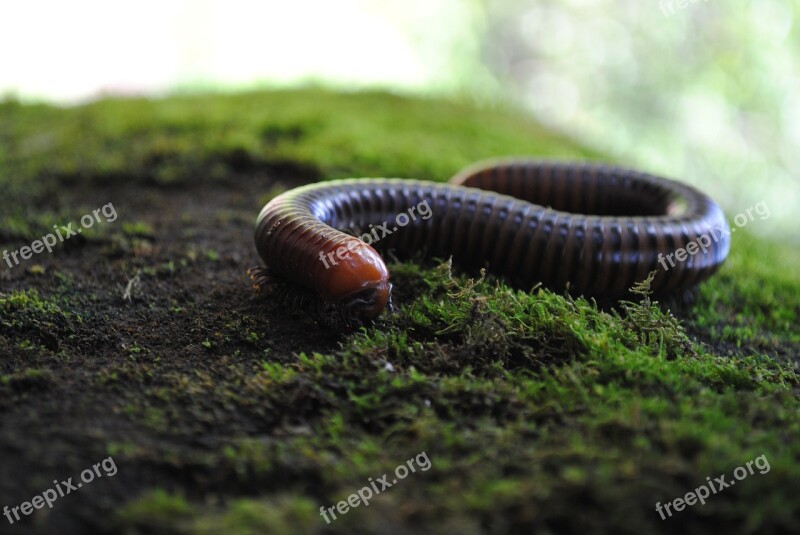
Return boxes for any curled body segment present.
[254,159,730,320]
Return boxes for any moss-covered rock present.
[0,89,797,535]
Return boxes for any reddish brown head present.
[318,237,391,321]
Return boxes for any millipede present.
[253,159,730,322]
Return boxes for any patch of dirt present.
[0,164,340,534]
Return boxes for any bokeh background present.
[2,0,797,239]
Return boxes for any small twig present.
[122,272,141,301]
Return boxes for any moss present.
[193,495,317,534]
[122,221,155,238]
[690,231,800,350]
[0,88,600,199]
[0,288,63,315]
[0,289,73,352]
[116,489,196,529]
[1,367,53,389]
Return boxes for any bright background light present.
[1,0,797,239]
[0,0,486,101]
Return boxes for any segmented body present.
[254,159,730,320]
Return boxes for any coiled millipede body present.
[254,159,730,322]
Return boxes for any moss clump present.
[0,288,64,316]
[116,489,196,530]
[0,289,73,351]
[193,496,317,534]
[1,367,53,390]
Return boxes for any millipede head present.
[336,281,393,323]
[319,239,391,321]
[284,281,392,329]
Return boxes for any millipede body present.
[254,159,730,321]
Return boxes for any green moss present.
[0,290,72,351]
[193,495,317,534]
[0,89,600,203]
[116,489,196,528]
[122,221,155,238]
[690,231,800,350]
[0,289,63,315]
[1,367,52,387]
[189,255,797,533]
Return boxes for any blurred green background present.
[2,0,797,239]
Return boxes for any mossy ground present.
[0,89,798,535]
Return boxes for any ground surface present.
[0,89,798,535]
